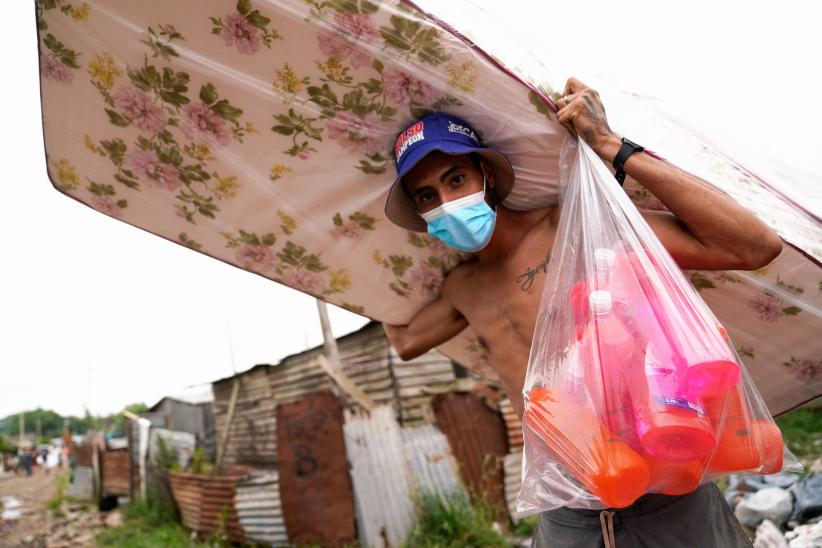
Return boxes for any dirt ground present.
[0,469,120,548]
[0,469,55,547]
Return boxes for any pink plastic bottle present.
[636,342,716,462]
[613,249,739,398]
[585,290,646,453]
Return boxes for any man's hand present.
[555,77,618,156]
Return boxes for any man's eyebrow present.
[438,164,465,183]
[410,163,467,197]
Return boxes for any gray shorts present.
[532,483,753,548]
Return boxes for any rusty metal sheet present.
[168,470,247,542]
[276,391,356,546]
[75,442,93,467]
[431,391,508,517]
[168,472,203,531]
[101,449,130,496]
[500,397,524,453]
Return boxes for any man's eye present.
[419,192,434,203]
[451,174,464,186]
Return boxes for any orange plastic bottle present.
[645,456,704,496]
[526,386,649,508]
[705,385,784,474]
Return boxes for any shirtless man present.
[383,78,781,546]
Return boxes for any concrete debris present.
[785,521,822,548]
[736,487,794,528]
[754,519,789,548]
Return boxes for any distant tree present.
[0,434,18,454]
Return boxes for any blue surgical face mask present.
[419,174,496,252]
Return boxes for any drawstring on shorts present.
[599,510,616,548]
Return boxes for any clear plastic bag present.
[517,137,801,514]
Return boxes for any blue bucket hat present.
[385,112,514,232]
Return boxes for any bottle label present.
[654,395,705,416]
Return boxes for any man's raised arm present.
[383,280,468,361]
[555,77,783,271]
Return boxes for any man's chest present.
[453,236,555,351]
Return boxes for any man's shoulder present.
[442,258,479,297]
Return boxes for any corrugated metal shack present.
[143,391,216,458]
[212,321,460,469]
[204,321,528,546]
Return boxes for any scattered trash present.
[726,489,752,510]
[785,521,822,548]
[789,474,822,523]
[735,487,794,528]
[754,519,789,548]
[1,496,23,520]
[731,473,802,493]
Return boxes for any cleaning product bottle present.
[644,456,704,496]
[705,384,784,474]
[585,290,646,453]
[618,249,739,398]
[525,386,649,508]
[636,342,716,462]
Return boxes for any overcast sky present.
[2,1,819,419]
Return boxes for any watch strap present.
[612,137,644,186]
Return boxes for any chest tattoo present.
[516,252,551,292]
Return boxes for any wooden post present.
[315,300,375,410]
[18,413,25,445]
[215,378,240,468]
[316,300,342,370]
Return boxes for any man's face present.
[403,151,492,215]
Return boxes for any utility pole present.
[18,413,25,445]
[36,416,42,443]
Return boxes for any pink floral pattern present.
[40,53,73,84]
[283,268,326,295]
[331,222,365,241]
[407,265,443,299]
[112,87,166,134]
[383,68,437,107]
[91,196,124,218]
[749,293,784,322]
[317,13,377,68]
[236,244,276,271]
[181,102,231,147]
[326,111,391,156]
[123,149,183,191]
[794,359,822,384]
[221,12,261,54]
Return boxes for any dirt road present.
[0,469,55,547]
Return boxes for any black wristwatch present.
[612,137,644,186]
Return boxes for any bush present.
[776,407,822,458]
[95,496,200,548]
[405,491,509,548]
[47,472,69,517]
[511,514,539,536]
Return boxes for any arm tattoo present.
[516,252,551,291]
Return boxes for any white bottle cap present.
[594,248,616,271]
[589,290,613,314]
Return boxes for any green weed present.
[405,490,509,548]
[776,407,822,458]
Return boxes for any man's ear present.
[479,158,496,186]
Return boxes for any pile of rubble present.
[724,467,822,548]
